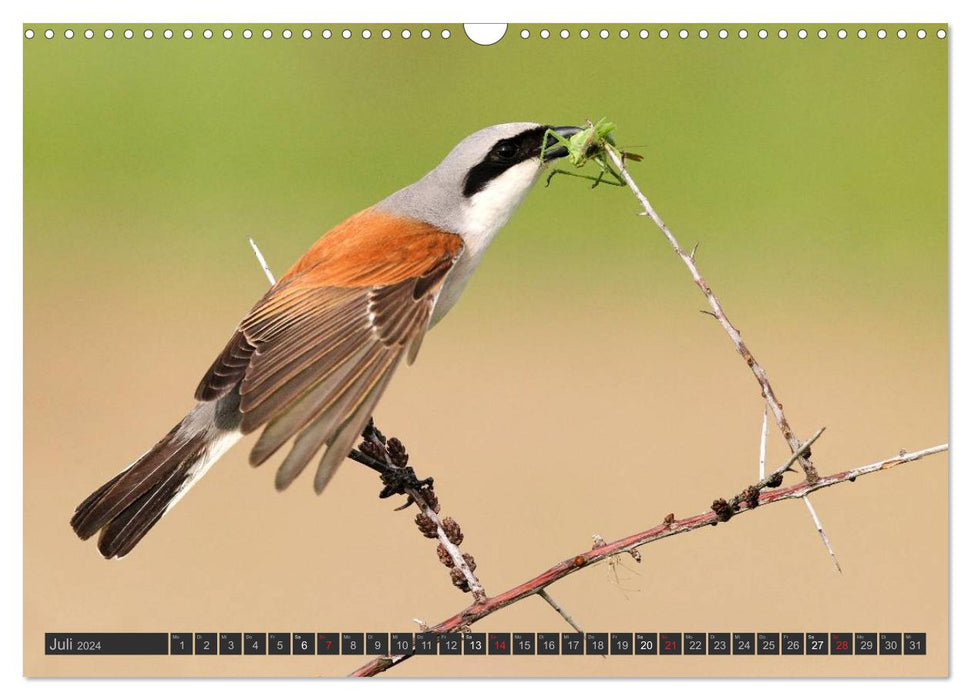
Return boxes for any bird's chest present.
[430,247,485,326]
[429,182,534,326]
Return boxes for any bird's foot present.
[380,466,435,505]
[355,419,437,510]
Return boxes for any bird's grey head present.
[377,122,581,241]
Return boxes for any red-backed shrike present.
[71,122,582,558]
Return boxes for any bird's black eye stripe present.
[491,140,519,161]
[463,126,550,197]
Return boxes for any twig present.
[753,414,837,569]
[758,404,768,480]
[802,496,842,573]
[418,489,487,602]
[604,144,819,484]
[730,427,825,509]
[248,238,487,601]
[537,589,584,634]
[601,137,840,567]
[350,442,947,676]
[248,236,276,285]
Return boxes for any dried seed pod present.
[362,419,386,445]
[423,488,441,513]
[361,419,376,441]
[663,513,675,526]
[741,486,760,510]
[765,473,784,488]
[415,512,438,539]
[463,553,477,572]
[387,438,409,468]
[442,517,464,545]
[628,548,642,563]
[436,543,454,567]
[450,567,470,592]
[712,498,734,522]
[358,440,386,462]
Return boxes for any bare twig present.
[744,418,840,570]
[730,427,825,509]
[758,404,768,480]
[537,589,584,634]
[602,138,841,568]
[609,135,845,586]
[754,411,838,573]
[802,496,842,573]
[604,144,819,484]
[350,442,947,676]
[248,236,276,285]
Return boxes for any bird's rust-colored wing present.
[195,208,464,492]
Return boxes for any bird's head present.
[378,122,582,243]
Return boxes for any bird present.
[70,122,582,559]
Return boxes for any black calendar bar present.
[45,633,168,655]
[44,632,928,656]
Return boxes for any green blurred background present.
[25,23,946,309]
[25,24,947,677]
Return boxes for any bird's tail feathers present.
[70,403,241,559]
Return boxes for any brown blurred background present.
[24,23,947,676]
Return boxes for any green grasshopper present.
[540,118,643,188]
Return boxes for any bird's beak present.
[541,125,583,162]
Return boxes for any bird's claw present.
[379,465,434,501]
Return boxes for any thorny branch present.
[604,142,843,569]
[350,442,947,677]
[603,144,819,485]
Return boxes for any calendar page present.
[23,19,948,678]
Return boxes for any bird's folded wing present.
[194,212,463,491]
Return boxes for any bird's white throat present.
[460,159,543,258]
[431,160,543,325]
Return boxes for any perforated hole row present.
[23,27,454,40]
[23,26,947,41]
[518,26,945,40]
